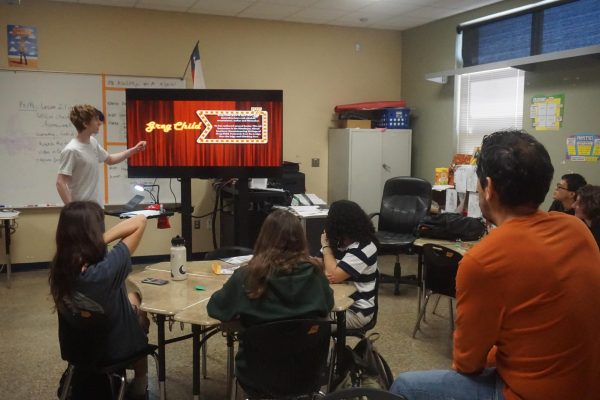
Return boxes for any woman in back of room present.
[320,200,379,329]
[574,184,600,249]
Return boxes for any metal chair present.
[324,388,407,400]
[370,177,432,295]
[57,307,157,400]
[412,244,462,338]
[231,319,332,399]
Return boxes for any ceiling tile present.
[259,0,318,7]
[187,0,254,15]
[285,7,346,22]
[403,6,458,20]
[48,0,503,31]
[310,0,377,12]
[136,0,196,12]
[78,0,137,6]
[239,2,303,18]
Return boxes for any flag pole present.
[182,40,200,79]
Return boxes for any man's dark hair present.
[476,129,554,208]
[562,173,587,192]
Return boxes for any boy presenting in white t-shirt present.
[56,104,146,205]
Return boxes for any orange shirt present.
[453,211,600,400]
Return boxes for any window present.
[456,68,524,154]
[459,0,600,68]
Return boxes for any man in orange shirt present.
[390,130,600,400]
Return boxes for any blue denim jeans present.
[389,368,504,400]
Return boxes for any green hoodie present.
[207,262,334,393]
[207,262,334,326]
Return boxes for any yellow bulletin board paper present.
[530,94,564,131]
[566,134,600,162]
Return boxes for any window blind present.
[456,68,524,154]
[459,0,600,67]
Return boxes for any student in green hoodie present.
[207,209,334,388]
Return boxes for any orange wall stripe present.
[102,73,109,204]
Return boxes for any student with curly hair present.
[320,200,378,329]
[574,184,600,249]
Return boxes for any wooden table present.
[129,261,356,400]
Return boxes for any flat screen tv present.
[126,89,283,178]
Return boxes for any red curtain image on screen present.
[127,99,282,167]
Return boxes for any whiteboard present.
[0,69,184,207]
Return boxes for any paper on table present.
[467,192,482,218]
[305,193,327,205]
[219,254,253,266]
[289,206,329,217]
[445,189,458,213]
[455,165,477,193]
[432,185,454,191]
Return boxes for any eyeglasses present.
[555,184,571,191]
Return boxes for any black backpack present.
[417,213,486,242]
[334,333,394,394]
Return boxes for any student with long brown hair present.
[208,208,333,324]
[49,201,150,399]
[207,209,334,386]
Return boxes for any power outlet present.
[194,220,201,229]
[311,158,320,167]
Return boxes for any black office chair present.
[412,244,462,338]
[204,246,253,260]
[57,306,157,400]
[370,177,432,295]
[324,388,407,400]
[232,319,332,399]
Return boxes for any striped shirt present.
[334,241,378,316]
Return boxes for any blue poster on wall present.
[566,134,600,162]
[7,24,38,69]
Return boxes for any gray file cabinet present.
[328,128,412,216]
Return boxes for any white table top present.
[128,260,356,326]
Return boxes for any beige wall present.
[0,0,403,263]
[402,0,599,209]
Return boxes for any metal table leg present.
[4,220,11,288]
[156,314,167,400]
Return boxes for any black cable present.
[191,209,224,219]
[169,178,177,203]
[211,184,220,250]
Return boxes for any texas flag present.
[190,43,206,89]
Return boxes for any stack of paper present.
[289,206,329,217]
[219,254,253,266]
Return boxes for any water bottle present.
[170,235,187,281]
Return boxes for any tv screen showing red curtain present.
[126,89,282,177]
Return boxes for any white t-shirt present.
[58,136,109,204]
